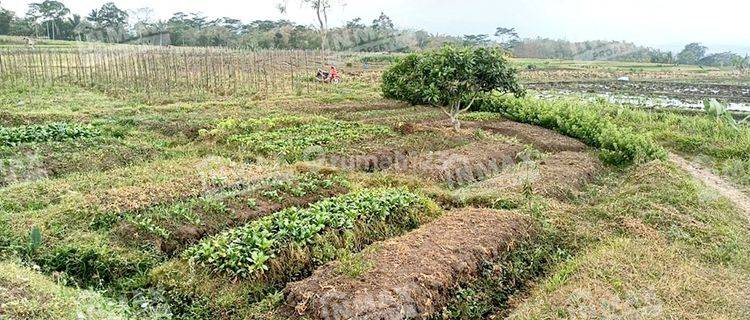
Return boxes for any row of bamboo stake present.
[0,47,386,101]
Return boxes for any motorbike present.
[316,69,341,84]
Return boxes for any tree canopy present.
[382,46,524,130]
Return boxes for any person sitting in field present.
[328,65,339,82]
[317,66,330,81]
[316,65,340,83]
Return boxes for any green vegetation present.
[118,171,349,252]
[382,46,524,130]
[185,188,439,278]
[506,161,750,318]
[207,116,393,162]
[477,95,667,164]
[0,37,748,319]
[0,261,130,319]
[0,122,98,146]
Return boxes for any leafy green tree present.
[345,17,365,29]
[677,42,708,65]
[86,2,128,42]
[0,6,14,35]
[382,46,524,130]
[27,0,70,39]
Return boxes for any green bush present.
[382,46,524,130]
[184,188,438,278]
[0,122,99,147]
[477,95,666,165]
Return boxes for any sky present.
[4,0,749,54]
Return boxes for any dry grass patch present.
[506,238,750,319]
[458,151,602,201]
[391,140,525,187]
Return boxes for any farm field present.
[1,42,750,320]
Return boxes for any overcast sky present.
[4,0,749,54]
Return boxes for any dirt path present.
[669,153,750,219]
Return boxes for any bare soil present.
[528,80,750,103]
[284,207,536,320]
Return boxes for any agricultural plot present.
[1,44,749,320]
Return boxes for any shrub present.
[382,46,524,130]
[184,188,438,279]
[0,122,98,147]
[477,95,666,165]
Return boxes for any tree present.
[278,0,337,51]
[27,0,69,39]
[677,42,708,65]
[462,34,491,47]
[494,27,519,49]
[382,46,525,131]
[128,7,154,39]
[345,17,365,29]
[0,6,14,35]
[371,12,394,30]
[699,51,744,67]
[87,2,128,42]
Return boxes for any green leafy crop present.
[184,188,434,278]
[0,122,99,147]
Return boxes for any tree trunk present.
[451,116,461,131]
[450,102,461,131]
[315,3,327,51]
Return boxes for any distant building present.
[121,32,171,46]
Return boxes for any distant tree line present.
[503,38,748,68]
[0,1,463,51]
[1,1,748,68]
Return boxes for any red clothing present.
[329,67,339,78]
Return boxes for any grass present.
[0,260,130,319]
[209,115,394,163]
[0,42,749,319]
[503,160,750,319]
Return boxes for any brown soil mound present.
[477,121,587,153]
[417,118,586,152]
[462,151,601,200]
[392,141,525,187]
[284,208,536,320]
